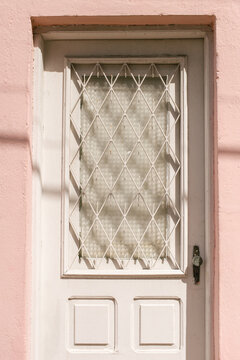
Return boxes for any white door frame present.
[32,26,214,360]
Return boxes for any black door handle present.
[192,245,203,284]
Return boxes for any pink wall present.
[0,1,240,359]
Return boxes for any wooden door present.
[36,36,206,360]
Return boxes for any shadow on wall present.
[0,132,64,198]
[218,146,240,157]
[0,132,29,146]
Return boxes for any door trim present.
[62,56,188,278]
[32,27,214,360]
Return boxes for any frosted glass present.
[69,63,180,268]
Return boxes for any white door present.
[36,35,206,360]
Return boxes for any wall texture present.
[0,1,240,359]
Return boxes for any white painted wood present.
[203,31,214,360]
[32,34,44,360]
[138,302,178,346]
[33,32,213,360]
[41,28,210,41]
[74,305,109,345]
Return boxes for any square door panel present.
[133,298,181,351]
[68,297,116,352]
[74,304,109,345]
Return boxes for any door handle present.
[192,245,203,284]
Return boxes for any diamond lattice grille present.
[68,61,181,270]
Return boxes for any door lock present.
[192,245,203,284]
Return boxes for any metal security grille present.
[65,58,185,273]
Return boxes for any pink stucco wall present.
[0,1,240,359]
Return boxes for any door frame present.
[32,26,214,360]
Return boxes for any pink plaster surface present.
[0,1,240,359]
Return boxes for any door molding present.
[62,56,188,278]
[32,27,214,360]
